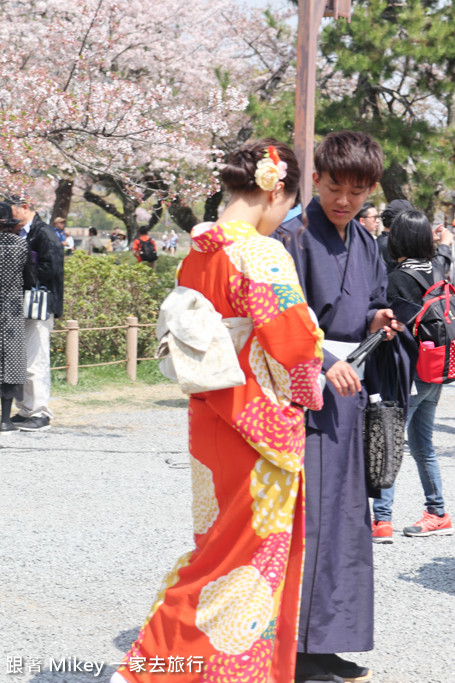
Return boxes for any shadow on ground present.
[398,556,455,595]
[155,399,188,408]
[28,628,140,683]
[434,421,455,435]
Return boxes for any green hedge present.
[51,251,178,367]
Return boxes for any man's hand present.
[325,360,362,397]
[370,308,404,340]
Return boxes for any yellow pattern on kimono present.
[250,458,300,538]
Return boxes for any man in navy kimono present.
[275,131,404,683]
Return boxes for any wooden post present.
[126,316,138,381]
[294,0,329,208]
[294,0,351,207]
[66,320,79,385]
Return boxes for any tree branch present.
[62,0,104,92]
[83,189,124,220]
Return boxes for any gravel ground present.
[0,384,454,683]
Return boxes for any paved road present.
[1,385,454,683]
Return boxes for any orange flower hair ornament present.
[254,145,288,191]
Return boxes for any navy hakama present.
[275,198,389,653]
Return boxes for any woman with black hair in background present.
[372,209,453,542]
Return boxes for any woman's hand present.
[325,360,362,397]
[370,308,404,340]
[433,225,454,247]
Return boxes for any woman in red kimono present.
[112,139,324,683]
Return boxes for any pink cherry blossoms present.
[0,0,297,207]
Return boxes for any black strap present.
[400,268,434,293]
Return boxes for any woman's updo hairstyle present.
[221,138,300,196]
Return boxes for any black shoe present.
[295,654,344,683]
[0,421,19,433]
[311,654,372,683]
[11,414,27,423]
[18,416,51,432]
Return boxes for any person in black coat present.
[8,195,64,431]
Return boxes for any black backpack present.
[403,269,455,384]
[139,237,158,263]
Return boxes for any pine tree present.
[316,0,455,218]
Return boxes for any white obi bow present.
[156,286,253,394]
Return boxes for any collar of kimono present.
[191,220,258,253]
[307,197,356,253]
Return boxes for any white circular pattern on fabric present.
[248,338,276,403]
[190,455,220,535]
[196,566,273,654]
[248,339,291,406]
[225,239,298,286]
[264,350,291,401]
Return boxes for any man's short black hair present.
[314,130,383,187]
[388,209,434,261]
[355,202,376,221]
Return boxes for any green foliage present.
[316,0,455,214]
[51,360,166,393]
[248,91,296,144]
[214,67,231,93]
[66,197,122,231]
[247,0,455,216]
[51,251,178,367]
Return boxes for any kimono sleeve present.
[236,237,324,411]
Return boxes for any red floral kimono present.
[114,220,324,683]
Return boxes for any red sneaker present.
[372,520,393,544]
[403,511,453,537]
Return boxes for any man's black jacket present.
[26,213,64,318]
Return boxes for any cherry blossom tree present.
[0,0,297,236]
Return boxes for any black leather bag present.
[363,400,405,489]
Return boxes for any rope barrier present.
[51,317,158,382]
[52,323,156,333]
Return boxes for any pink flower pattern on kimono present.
[290,359,324,411]
[202,638,273,683]
[251,532,291,592]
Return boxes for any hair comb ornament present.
[254,145,288,191]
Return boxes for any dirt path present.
[50,382,188,426]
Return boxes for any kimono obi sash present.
[156,285,253,394]
[323,339,365,381]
